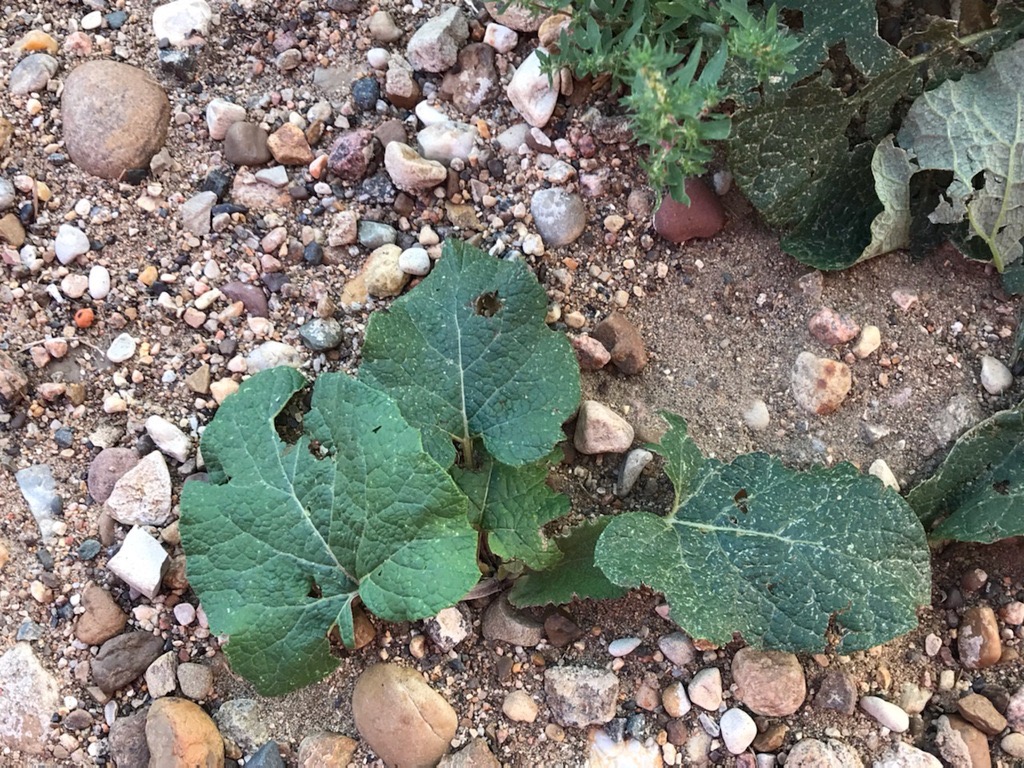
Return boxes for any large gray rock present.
[61,61,171,180]
[0,643,61,755]
[92,632,166,694]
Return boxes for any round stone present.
[61,61,171,180]
[530,188,586,248]
[398,247,431,276]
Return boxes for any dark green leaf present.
[509,517,627,607]
[908,404,1024,542]
[179,367,479,695]
[360,240,581,469]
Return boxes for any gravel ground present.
[1,0,1023,766]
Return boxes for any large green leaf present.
[360,240,581,469]
[509,517,627,607]
[179,367,479,695]
[595,414,931,652]
[907,404,1024,542]
[895,39,1024,271]
[451,457,568,570]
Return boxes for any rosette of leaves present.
[592,413,931,652]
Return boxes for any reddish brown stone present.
[653,178,725,243]
[959,606,1002,669]
[808,307,860,346]
[327,129,377,182]
[591,313,648,375]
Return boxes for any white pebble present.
[173,602,197,625]
[88,265,111,300]
[720,708,757,754]
[860,695,909,733]
[81,11,103,30]
[980,355,1013,395]
[398,247,431,276]
[608,637,641,657]
[688,667,723,711]
[367,47,390,69]
[106,333,137,363]
[54,224,90,265]
[742,399,770,430]
[869,459,900,491]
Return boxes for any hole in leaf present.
[780,9,803,31]
[307,579,322,599]
[273,389,312,445]
[474,292,502,317]
[993,479,1010,495]
[971,171,986,192]
[733,489,749,514]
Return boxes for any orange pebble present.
[17,30,59,54]
[74,308,94,328]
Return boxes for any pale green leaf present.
[509,517,627,607]
[596,414,931,652]
[908,403,1024,542]
[180,367,479,695]
[861,136,917,261]
[451,458,568,570]
[360,240,581,469]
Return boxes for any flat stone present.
[507,49,558,128]
[439,738,501,768]
[181,191,217,236]
[939,714,992,768]
[357,220,397,248]
[592,312,647,374]
[440,44,498,116]
[62,61,170,180]
[267,123,313,165]
[0,350,28,406]
[406,6,468,73]
[869,459,900,490]
[248,741,285,768]
[931,393,982,445]
[205,98,246,140]
[109,709,150,767]
[502,690,539,723]
[544,666,619,727]
[353,664,458,767]
[873,742,942,768]
[688,667,723,711]
[530,187,586,248]
[145,651,179,698]
[88,447,140,503]
[384,55,422,109]
[418,120,479,164]
[224,122,271,167]
[808,307,860,346]
[572,335,611,370]
[653,179,726,243]
[791,352,852,415]
[177,663,214,701]
[0,643,61,755]
[75,582,127,646]
[368,10,402,43]
[659,632,696,667]
[220,280,269,318]
[15,464,62,541]
[9,53,58,95]
[384,142,447,192]
[152,0,212,45]
[145,697,224,768]
[859,696,909,732]
[732,648,806,716]
[813,669,858,715]
[297,732,358,767]
[959,605,1001,669]
[92,631,166,694]
[786,738,863,768]
[104,450,173,526]
[574,400,634,454]
[146,415,191,463]
[482,594,544,647]
[107,526,169,598]
[107,333,137,363]
[957,693,1007,735]
[853,325,881,358]
[299,318,343,351]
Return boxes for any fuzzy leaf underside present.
[907,403,1024,542]
[596,416,931,652]
[360,240,581,469]
[894,39,1024,271]
[179,367,478,695]
[452,458,568,570]
[509,517,627,607]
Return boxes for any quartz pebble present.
[398,247,431,276]
[55,224,91,265]
[544,666,619,727]
[853,325,881,358]
[980,355,1013,395]
[791,352,852,415]
[859,695,909,732]
[146,415,191,463]
[574,401,634,454]
[608,637,641,657]
[502,690,539,723]
[720,708,757,754]
[88,264,111,300]
[152,0,212,45]
[104,450,173,526]
[107,526,169,598]
[743,399,770,430]
[507,49,559,128]
[688,668,723,711]
[662,681,691,718]
[107,333,137,363]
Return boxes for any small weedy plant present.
[181,240,936,696]
[509,0,799,203]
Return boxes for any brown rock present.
[959,606,1002,669]
[267,123,313,165]
[438,738,501,768]
[75,583,128,646]
[0,213,25,247]
[61,61,170,180]
[87,447,140,503]
[957,693,1008,735]
[0,350,29,407]
[146,697,224,768]
[808,307,860,346]
[220,281,269,318]
[297,732,358,767]
[751,723,788,752]
[943,715,992,768]
[653,178,726,243]
[92,632,166,694]
[571,335,611,371]
[813,669,857,715]
[109,708,150,767]
[791,352,852,415]
[352,664,458,768]
[384,55,422,110]
[482,594,544,646]
[732,647,806,717]
[223,122,271,167]
[591,313,648,375]
[544,611,583,647]
[327,129,377,182]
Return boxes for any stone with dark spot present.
[959,606,1001,669]
[328,129,377,182]
[813,669,857,715]
[808,307,861,346]
[791,352,852,415]
[220,281,269,317]
[87,447,140,503]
